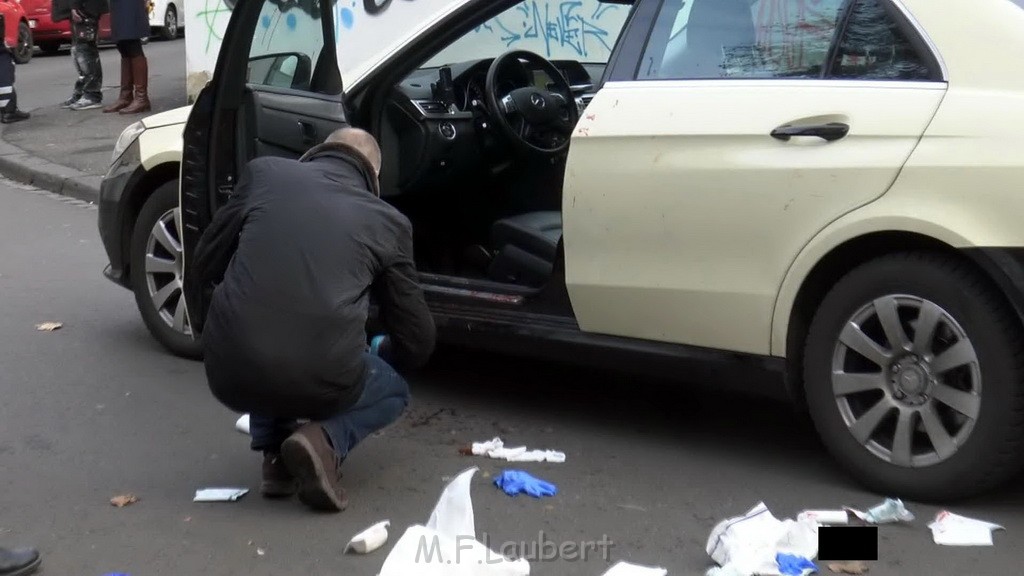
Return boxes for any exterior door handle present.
[771,122,849,142]
[298,121,317,145]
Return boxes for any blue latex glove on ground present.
[494,470,557,498]
[776,553,817,576]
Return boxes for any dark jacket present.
[52,0,109,23]
[109,0,149,42]
[190,143,436,420]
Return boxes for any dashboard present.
[380,57,603,196]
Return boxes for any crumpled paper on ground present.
[377,466,530,576]
[844,498,914,525]
[706,502,818,576]
[928,511,1004,546]
[470,437,565,463]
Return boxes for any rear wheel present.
[804,252,1024,502]
[160,5,179,40]
[13,22,33,64]
[130,181,203,359]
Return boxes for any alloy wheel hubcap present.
[144,207,192,337]
[831,295,981,468]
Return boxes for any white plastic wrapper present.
[377,467,530,576]
[345,520,390,554]
[929,511,1005,546]
[706,502,818,576]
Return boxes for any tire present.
[13,22,33,64]
[159,5,179,41]
[38,42,63,55]
[804,251,1024,502]
[130,181,203,360]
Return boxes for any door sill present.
[420,272,542,305]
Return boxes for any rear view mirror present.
[247,52,313,91]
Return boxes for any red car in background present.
[21,0,111,56]
[0,0,33,64]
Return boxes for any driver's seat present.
[487,211,562,287]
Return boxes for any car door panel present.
[563,79,944,356]
[248,89,348,158]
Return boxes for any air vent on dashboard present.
[413,100,449,115]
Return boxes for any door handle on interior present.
[298,121,317,145]
[770,122,850,142]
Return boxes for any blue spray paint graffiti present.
[478,0,622,59]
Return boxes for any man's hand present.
[71,9,84,22]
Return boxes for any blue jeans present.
[249,353,410,459]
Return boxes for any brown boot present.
[119,55,151,115]
[103,57,133,113]
[261,452,297,498]
[280,423,348,512]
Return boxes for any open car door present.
[180,0,476,335]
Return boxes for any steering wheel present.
[484,50,580,157]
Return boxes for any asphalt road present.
[0,177,1022,576]
[5,39,187,177]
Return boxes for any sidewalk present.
[0,45,188,202]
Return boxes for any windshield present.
[425,0,632,67]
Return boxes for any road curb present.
[0,133,102,204]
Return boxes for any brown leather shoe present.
[280,423,348,512]
[261,452,296,498]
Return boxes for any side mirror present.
[247,52,313,91]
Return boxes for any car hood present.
[141,106,192,129]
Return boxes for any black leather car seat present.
[487,211,562,287]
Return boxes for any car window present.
[246,0,328,92]
[826,0,933,80]
[424,0,632,67]
[639,0,846,80]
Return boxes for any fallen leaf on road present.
[36,322,63,332]
[617,504,648,512]
[110,494,138,507]
[829,561,869,574]
[544,505,555,511]
[457,445,473,456]
[482,471,491,479]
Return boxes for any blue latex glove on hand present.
[494,470,557,498]
[368,334,389,356]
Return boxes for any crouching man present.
[188,128,435,512]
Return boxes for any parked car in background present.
[146,0,182,40]
[0,0,32,63]
[22,0,112,54]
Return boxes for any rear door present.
[563,0,947,356]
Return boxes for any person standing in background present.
[0,15,30,124]
[104,0,151,114]
[52,0,107,111]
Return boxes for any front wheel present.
[13,22,33,64]
[804,252,1024,502]
[130,181,203,359]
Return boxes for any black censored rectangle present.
[817,526,879,561]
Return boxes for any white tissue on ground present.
[235,414,250,435]
[599,561,668,575]
[928,511,1005,546]
[377,466,531,576]
[705,502,818,576]
[470,437,566,463]
[194,487,249,502]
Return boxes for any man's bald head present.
[326,127,382,177]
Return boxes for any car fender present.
[770,194,983,358]
[137,122,185,172]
